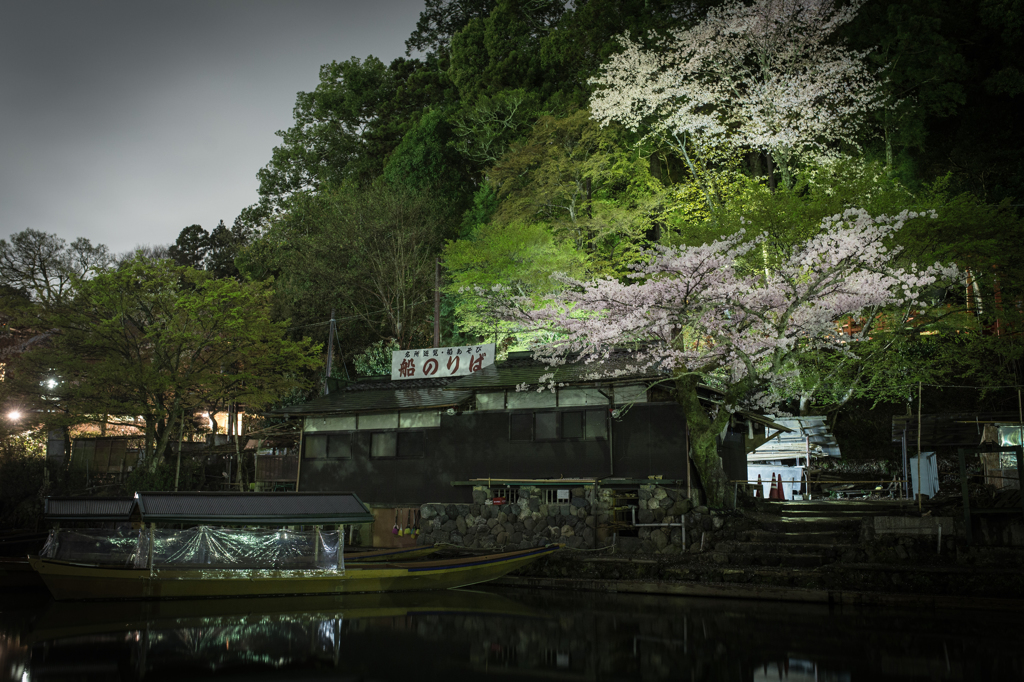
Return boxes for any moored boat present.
[30,491,559,600]
[29,545,558,600]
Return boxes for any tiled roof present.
[269,376,471,416]
[445,352,665,390]
[134,492,374,525]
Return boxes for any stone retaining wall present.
[416,483,707,554]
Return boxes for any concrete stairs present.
[712,500,883,569]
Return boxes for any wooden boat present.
[29,545,559,601]
[345,545,440,562]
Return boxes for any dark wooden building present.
[272,352,760,507]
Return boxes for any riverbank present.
[500,498,1024,611]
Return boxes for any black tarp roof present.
[443,355,663,390]
[269,376,472,416]
[44,497,136,522]
[133,491,374,525]
[44,492,375,525]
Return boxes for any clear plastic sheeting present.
[134,616,345,671]
[39,527,344,571]
[133,526,343,570]
[39,528,142,567]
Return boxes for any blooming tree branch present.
[506,208,959,506]
[590,0,884,193]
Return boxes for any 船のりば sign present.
[390,343,495,381]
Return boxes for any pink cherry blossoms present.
[516,208,959,412]
[590,0,884,188]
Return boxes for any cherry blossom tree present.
[512,208,958,508]
[590,0,883,201]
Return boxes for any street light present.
[6,410,21,421]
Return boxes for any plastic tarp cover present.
[39,529,142,567]
[133,527,342,570]
[145,617,343,670]
[909,452,939,499]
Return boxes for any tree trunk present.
[235,433,244,492]
[689,430,731,509]
[674,374,734,509]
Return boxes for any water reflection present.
[1,586,1022,681]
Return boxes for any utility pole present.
[324,308,336,395]
[433,259,441,348]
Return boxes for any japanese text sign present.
[391,343,496,381]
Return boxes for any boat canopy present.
[44,497,136,523]
[134,492,374,526]
[43,492,374,527]
[40,526,345,571]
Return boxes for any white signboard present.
[390,343,495,381]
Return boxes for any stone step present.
[715,541,854,556]
[714,552,825,569]
[741,530,850,544]
[777,508,912,519]
[772,502,923,517]
[759,518,862,534]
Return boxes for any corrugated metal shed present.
[134,492,374,525]
[44,497,136,522]
[747,416,840,462]
[271,376,471,416]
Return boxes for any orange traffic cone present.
[778,477,787,501]
[757,474,764,499]
[769,473,779,500]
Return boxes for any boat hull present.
[29,546,558,601]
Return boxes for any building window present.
[535,412,559,440]
[396,430,427,459]
[585,409,608,440]
[304,433,352,459]
[304,434,327,459]
[327,434,351,458]
[371,431,397,458]
[509,410,608,443]
[510,413,533,442]
[562,411,584,439]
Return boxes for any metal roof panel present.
[44,497,136,521]
[134,491,374,525]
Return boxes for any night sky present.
[0,0,424,256]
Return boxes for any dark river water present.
[1,586,1021,681]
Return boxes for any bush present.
[0,429,46,531]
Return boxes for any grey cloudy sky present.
[0,0,424,256]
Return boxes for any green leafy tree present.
[0,428,45,530]
[406,0,498,57]
[354,339,400,376]
[257,56,440,207]
[443,220,587,346]
[14,257,321,470]
[448,0,567,101]
[238,180,456,355]
[167,224,210,269]
[0,229,110,306]
[489,110,662,273]
[383,108,473,208]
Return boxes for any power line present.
[284,299,434,332]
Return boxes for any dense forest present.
[232,0,1023,377]
[231,0,1024,423]
[3,0,1024,508]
